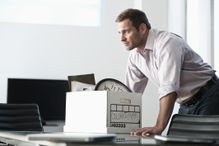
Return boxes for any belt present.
[183,75,218,106]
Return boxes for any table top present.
[0,132,218,146]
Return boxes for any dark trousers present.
[179,77,219,115]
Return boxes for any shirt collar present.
[144,29,155,51]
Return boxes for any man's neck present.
[139,29,149,55]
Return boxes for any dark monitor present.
[7,78,69,121]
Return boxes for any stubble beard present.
[124,43,135,51]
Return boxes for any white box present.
[64,91,142,133]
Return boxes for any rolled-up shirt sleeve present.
[157,36,184,99]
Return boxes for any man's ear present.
[139,23,147,34]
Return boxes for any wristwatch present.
[94,78,131,92]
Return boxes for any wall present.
[0,0,170,132]
[0,0,130,101]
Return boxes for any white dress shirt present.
[125,29,215,104]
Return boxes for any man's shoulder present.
[151,29,183,41]
[150,28,167,35]
[150,28,174,38]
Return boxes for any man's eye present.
[118,30,130,35]
[123,30,129,35]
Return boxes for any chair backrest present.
[167,114,219,139]
[0,103,43,131]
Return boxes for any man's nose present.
[120,34,126,42]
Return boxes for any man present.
[115,8,219,136]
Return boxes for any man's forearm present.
[130,92,177,136]
[155,92,177,132]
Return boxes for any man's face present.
[117,19,143,51]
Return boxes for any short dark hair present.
[115,8,151,30]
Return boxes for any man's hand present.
[130,92,177,136]
[130,126,163,136]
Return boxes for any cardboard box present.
[64,91,142,133]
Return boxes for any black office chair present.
[167,114,219,139]
[0,103,43,131]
